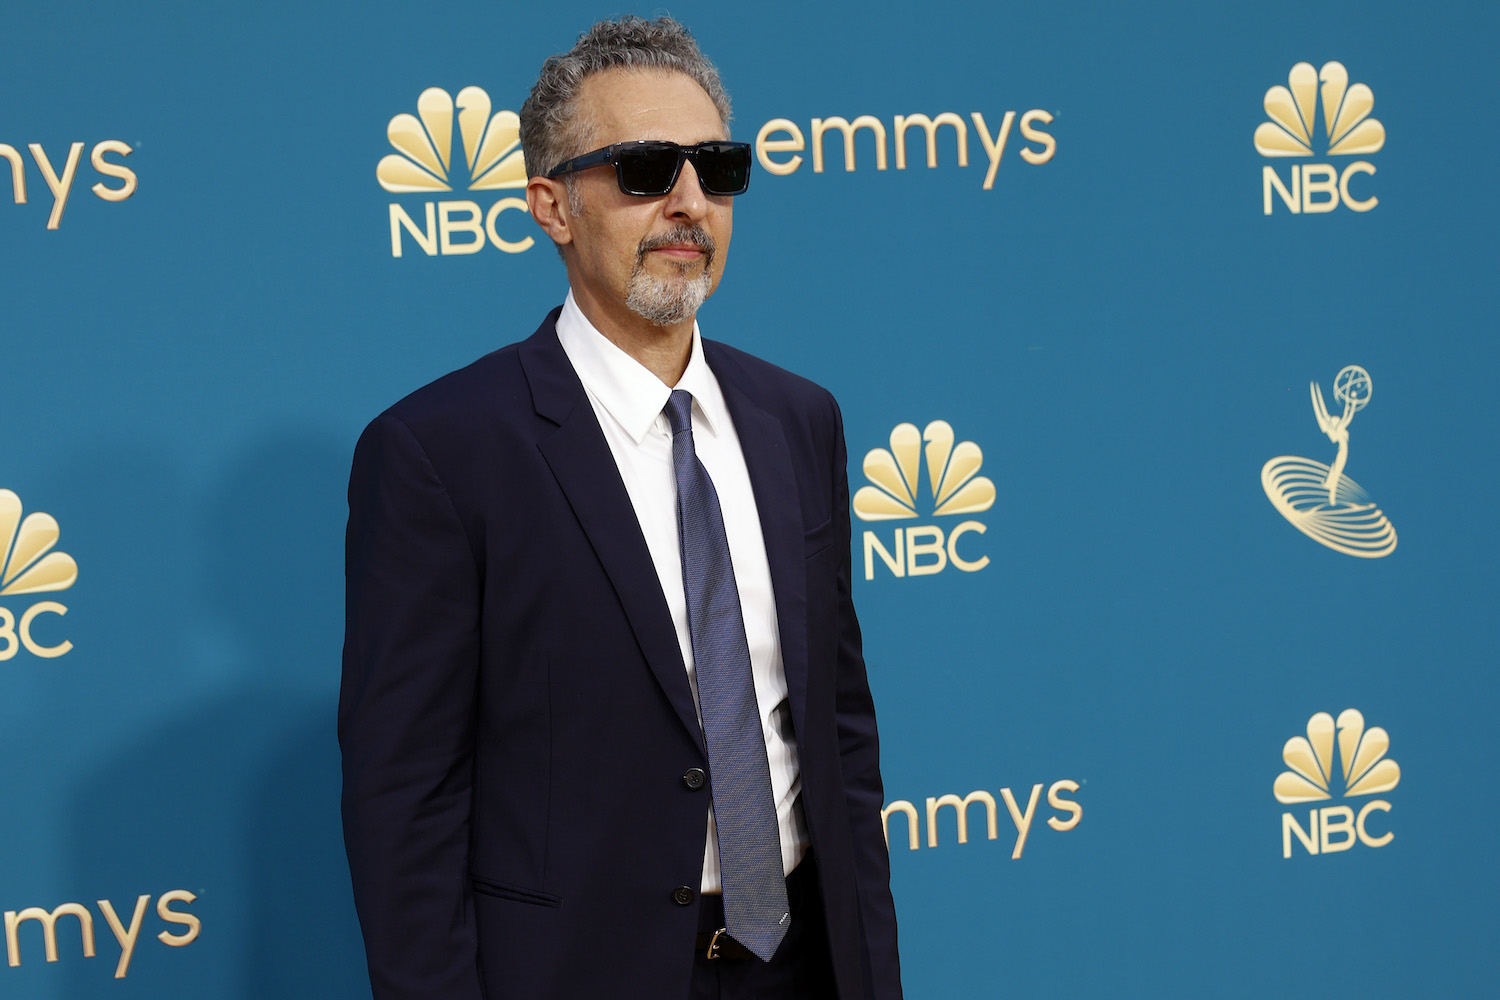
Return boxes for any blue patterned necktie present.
[664,389,790,961]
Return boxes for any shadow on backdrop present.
[63,431,367,999]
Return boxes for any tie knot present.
[664,389,694,437]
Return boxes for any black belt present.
[694,854,815,961]
[695,926,761,960]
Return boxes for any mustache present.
[637,225,716,262]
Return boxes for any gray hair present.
[519,15,733,181]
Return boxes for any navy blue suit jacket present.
[340,309,901,999]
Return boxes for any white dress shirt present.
[555,290,809,891]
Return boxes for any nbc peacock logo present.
[1274,709,1400,858]
[1254,60,1385,215]
[0,489,76,660]
[376,86,534,258]
[852,420,995,580]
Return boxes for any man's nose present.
[664,159,709,220]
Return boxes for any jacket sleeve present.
[339,411,485,1000]
[827,393,905,1000]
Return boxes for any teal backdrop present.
[2,1,1496,996]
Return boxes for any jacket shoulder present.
[377,344,525,436]
[375,307,563,443]
[703,339,839,423]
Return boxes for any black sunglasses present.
[546,140,752,197]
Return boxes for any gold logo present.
[2,888,200,979]
[0,490,76,596]
[376,87,533,257]
[755,109,1056,189]
[0,489,76,659]
[853,421,994,579]
[1274,709,1400,803]
[1274,709,1400,858]
[882,779,1082,858]
[1254,62,1385,157]
[1,141,137,229]
[1262,365,1396,558]
[1254,61,1384,214]
[854,421,995,520]
[376,87,525,193]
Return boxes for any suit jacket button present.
[672,886,696,906]
[682,767,706,790]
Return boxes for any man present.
[340,16,901,999]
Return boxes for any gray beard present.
[625,265,712,327]
[625,226,716,327]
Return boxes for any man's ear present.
[527,176,574,247]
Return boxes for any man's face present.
[560,68,733,329]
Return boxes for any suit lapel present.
[519,317,704,745]
[706,343,811,745]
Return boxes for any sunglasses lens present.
[608,142,752,196]
[694,143,751,195]
[616,145,682,195]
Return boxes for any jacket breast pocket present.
[470,874,563,908]
[803,516,835,560]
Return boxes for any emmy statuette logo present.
[1274,709,1400,858]
[853,421,995,580]
[377,87,533,258]
[0,490,76,660]
[1255,61,1385,215]
[1262,365,1396,558]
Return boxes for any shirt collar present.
[555,289,726,443]
[674,325,726,440]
